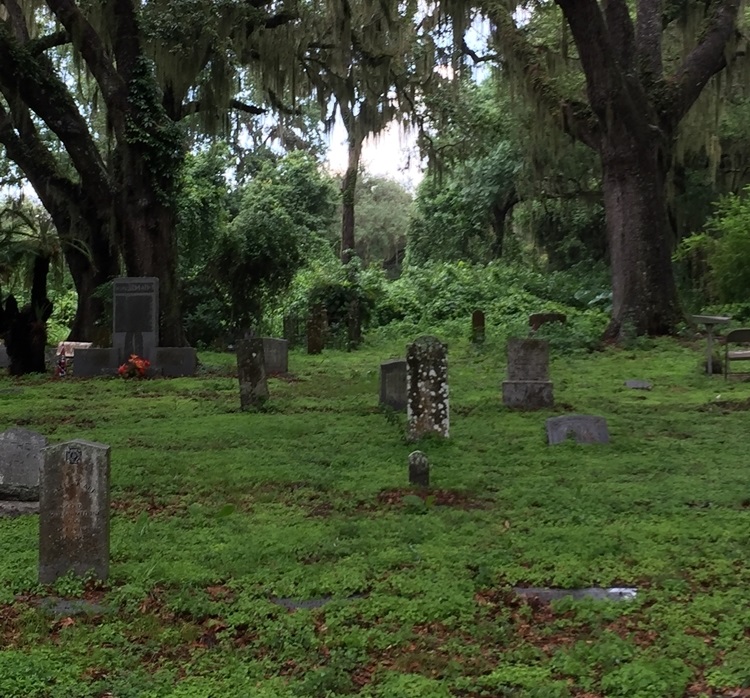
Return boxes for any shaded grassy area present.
[1,335,750,697]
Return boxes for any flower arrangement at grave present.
[118,354,150,379]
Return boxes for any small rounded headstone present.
[408,450,430,487]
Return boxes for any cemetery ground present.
[1,335,750,698]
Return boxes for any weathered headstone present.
[39,439,111,584]
[529,312,567,333]
[262,338,289,374]
[236,338,268,409]
[0,428,49,500]
[406,336,449,441]
[73,348,118,377]
[502,338,553,409]
[379,359,407,412]
[155,347,197,377]
[624,379,652,390]
[408,450,430,487]
[307,305,326,355]
[347,299,363,349]
[112,277,159,364]
[471,309,486,344]
[546,414,610,445]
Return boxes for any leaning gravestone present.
[236,338,268,409]
[379,359,407,412]
[546,415,610,445]
[112,277,159,364]
[0,428,48,500]
[471,310,486,344]
[39,439,111,584]
[406,336,449,441]
[502,338,553,409]
[408,450,430,487]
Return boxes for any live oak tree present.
[0,0,293,344]
[484,0,746,340]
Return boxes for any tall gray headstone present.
[406,336,449,441]
[112,277,159,364]
[0,428,49,501]
[502,338,553,409]
[237,338,268,410]
[379,359,407,412]
[39,440,111,584]
[546,415,610,445]
[262,338,289,375]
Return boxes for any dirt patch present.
[111,494,189,519]
[364,488,492,511]
[0,604,21,647]
[700,397,750,413]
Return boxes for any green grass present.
[1,334,750,697]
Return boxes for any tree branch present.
[602,0,635,70]
[180,98,266,120]
[28,30,71,55]
[636,0,663,77]
[668,0,741,124]
[44,0,124,105]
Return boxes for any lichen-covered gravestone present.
[0,427,49,500]
[236,338,268,410]
[408,450,430,487]
[39,439,110,584]
[471,310,486,344]
[502,338,553,409]
[406,336,449,441]
[379,359,407,412]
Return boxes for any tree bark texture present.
[340,135,363,264]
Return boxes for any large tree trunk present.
[340,135,362,264]
[600,126,681,341]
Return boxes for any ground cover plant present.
[1,332,750,697]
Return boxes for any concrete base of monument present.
[73,347,198,378]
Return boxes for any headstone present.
[624,379,652,390]
[112,277,159,364]
[406,336,449,441]
[0,344,8,369]
[39,439,111,584]
[471,310,486,344]
[379,359,407,412]
[73,348,118,377]
[502,338,553,409]
[306,306,326,355]
[155,347,197,377]
[0,428,49,500]
[347,299,363,349]
[546,414,610,445]
[56,341,93,358]
[408,450,430,487]
[529,312,567,333]
[236,338,268,409]
[262,338,289,375]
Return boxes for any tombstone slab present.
[155,347,197,377]
[236,339,268,409]
[0,428,49,500]
[73,348,118,378]
[502,380,554,410]
[471,309,486,344]
[624,379,652,390]
[262,338,289,374]
[546,414,610,445]
[408,450,430,487]
[506,338,550,381]
[406,336,449,441]
[307,305,326,355]
[112,277,159,364]
[379,359,407,412]
[39,439,111,584]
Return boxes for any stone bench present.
[725,328,750,379]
